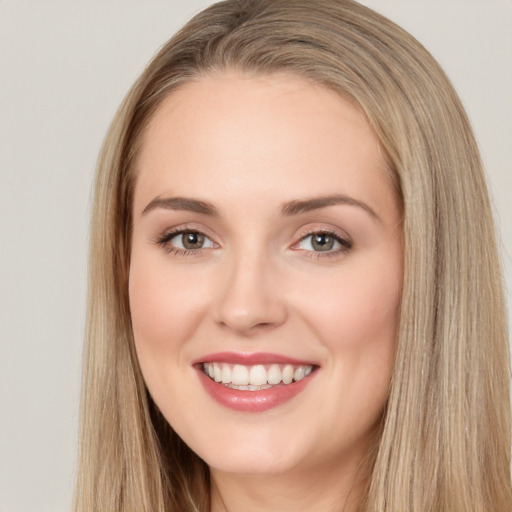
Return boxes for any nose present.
[212,251,288,336]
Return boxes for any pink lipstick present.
[194,352,318,412]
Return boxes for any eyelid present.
[152,223,352,259]
[153,224,220,255]
[168,231,215,250]
[290,226,353,257]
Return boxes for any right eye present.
[156,229,216,255]
[169,231,215,250]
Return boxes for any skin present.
[129,71,403,512]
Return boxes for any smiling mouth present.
[202,362,316,391]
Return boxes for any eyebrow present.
[142,196,220,216]
[279,194,380,221]
[141,194,380,221]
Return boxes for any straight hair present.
[74,1,511,510]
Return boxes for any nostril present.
[217,318,280,335]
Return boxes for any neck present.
[209,457,369,512]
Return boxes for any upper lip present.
[193,351,318,366]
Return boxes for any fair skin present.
[129,72,403,512]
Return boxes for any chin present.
[203,447,304,476]
[178,420,311,476]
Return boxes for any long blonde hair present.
[74,1,511,510]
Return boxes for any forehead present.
[133,71,395,218]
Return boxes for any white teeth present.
[282,364,294,384]
[221,365,231,384]
[293,366,306,382]
[249,384,271,391]
[249,365,267,386]
[225,383,272,391]
[202,362,314,388]
[231,364,249,385]
[267,364,282,385]
[213,363,222,382]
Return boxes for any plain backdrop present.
[1,1,511,511]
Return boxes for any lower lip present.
[196,368,316,412]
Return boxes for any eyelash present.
[154,228,353,259]
[154,228,214,256]
[294,230,353,260]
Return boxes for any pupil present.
[312,233,334,251]
[183,232,204,249]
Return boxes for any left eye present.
[169,231,215,250]
[297,232,349,252]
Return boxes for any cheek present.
[128,250,206,370]
[295,252,402,414]
[299,257,402,350]
[128,251,213,429]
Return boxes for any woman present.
[74,0,512,510]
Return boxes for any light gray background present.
[1,1,511,511]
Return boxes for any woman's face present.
[129,72,402,478]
